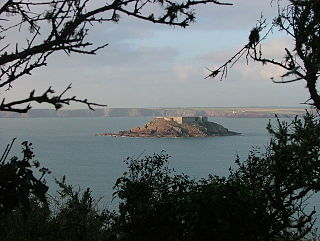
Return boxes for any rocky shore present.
[97,117,239,138]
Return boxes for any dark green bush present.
[0,177,113,241]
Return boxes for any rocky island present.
[98,116,239,138]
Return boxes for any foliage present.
[0,139,50,215]
[50,177,112,241]
[110,113,320,241]
[230,112,320,240]
[111,153,272,241]
[0,197,52,241]
[208,0,320,109]
[0,0,230,113]
[112,152,195,241]
[0,177,112,241]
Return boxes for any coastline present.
[0,107,310,118]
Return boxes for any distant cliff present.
[0,107,307,118]
[98,117,239,138]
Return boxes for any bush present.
[0,177,112,241]
[111,153,271,241]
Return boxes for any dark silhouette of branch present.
[0,138,16,164]
[271,77,303,84]
[0,84,106,113]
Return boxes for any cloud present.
[172,64,200,82]
[202,36,293,80]
[192,0,282,31]
[234,63,285,82]
[203,36,291,61]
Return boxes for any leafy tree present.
[0,0,231,113]
[230,112,320,240]
[208,0,320,109]
[112,152,195,241]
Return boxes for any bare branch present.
[271,77,303,84]
[0,85,107,113]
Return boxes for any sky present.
[3,0,310,109]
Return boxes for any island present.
[97,116,239,138]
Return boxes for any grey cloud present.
[191,0,281,31]
[42,42,179,73]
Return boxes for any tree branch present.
[0,85,107,113]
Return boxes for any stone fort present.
[157,116,208,125]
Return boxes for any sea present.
[0,117,276,199]
[1,116,319,216]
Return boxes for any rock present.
[97,117,239,138]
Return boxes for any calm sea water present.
[2,116,320,229]
[0,117,272,202]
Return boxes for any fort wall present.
[159,116,208,124]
